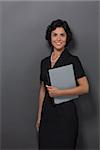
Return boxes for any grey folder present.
[48,64,79,104]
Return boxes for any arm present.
[46,76,89,97]
[36,83,45,131]
[58,76,89,96]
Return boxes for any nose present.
[57,35,61,41]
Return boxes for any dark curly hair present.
[45,19,72,48]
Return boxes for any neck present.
[53,48,65,55]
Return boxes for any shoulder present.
[68,52,81,63]
[40,56,50,65]
[41,56,50,63]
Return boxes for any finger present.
[36,124,39,132]
[48,91,51,96]
[49,91,54,97]
[49,94,53,97]
[46,85,49,87]
[46,85,52,89]
[48,89,53,93]
[36,127,39,132]
[46,85,50,90]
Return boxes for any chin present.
[55,47,64,51]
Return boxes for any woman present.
[36,19,89,150]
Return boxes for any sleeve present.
[73,56,86,79]
[40,59,44,85]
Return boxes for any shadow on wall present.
[76,89,98,149]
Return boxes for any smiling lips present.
[55,42,62,45]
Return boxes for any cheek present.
[63,38,67,45]
[62,36,67,41]
[63,39,66,43]
[51,37,56,42]
[51,38,56,45]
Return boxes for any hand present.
[35,118,41,132]
[46,85,60,97]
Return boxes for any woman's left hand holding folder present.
[46,85,61,98]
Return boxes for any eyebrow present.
[52,31,65,34]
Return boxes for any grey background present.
[1,1,99,150]
[0,2,2,149]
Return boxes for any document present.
[48,64,79,104]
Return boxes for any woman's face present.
[51,27,67,51]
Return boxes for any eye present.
[60,33,66,37]
[52,33,57,37]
